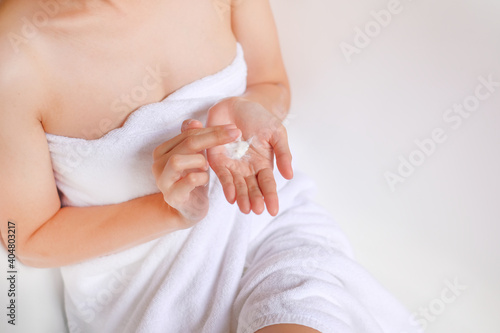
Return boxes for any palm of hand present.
[209,135,274,180]
[207,98,290,216]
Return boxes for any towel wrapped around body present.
[45,43,421,333]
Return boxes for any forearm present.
[20,192,182,268]
[241,81,291,121]
[231,0,291,122]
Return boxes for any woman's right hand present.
[152,119,241,227]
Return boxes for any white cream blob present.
[224,137,253,160]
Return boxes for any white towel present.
[45,43,421,333]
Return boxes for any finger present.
[181,119,203,132]
[153,124,238,158]
[165,153,208,173]
[245,175,265,215]
[169,171,210,203]
[270,126,294,180]
[174,126,241,155]
[232,172,251,214]
[258,168,279,216]
[159,154,208,190]
[213,165,236,204]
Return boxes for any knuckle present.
[215,127,227,141]
[168,154,183,171]
[184,128,198,136]
[264,178,277,187]
[196,153,207,165]
[234,180,246,189]
[220,174,231,184]
[185,173,199,185]
[261,176,276,188]
[248,184,260,194]
[184,136,198,150]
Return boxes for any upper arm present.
[231,0,289,90]
[0,48,61,257]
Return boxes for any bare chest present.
[40,1,235,140]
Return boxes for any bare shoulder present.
[0,1,48,123]
[0,2,61,251]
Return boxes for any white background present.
[275,0,499,332]
[2,0,499,332]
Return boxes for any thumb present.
[270,127,294,180]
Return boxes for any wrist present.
[241,82,290,121]
[153,193,188,231]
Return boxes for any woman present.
[0,0,419,332]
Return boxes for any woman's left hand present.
[206,97,293,216]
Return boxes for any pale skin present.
[0,0,316,332]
